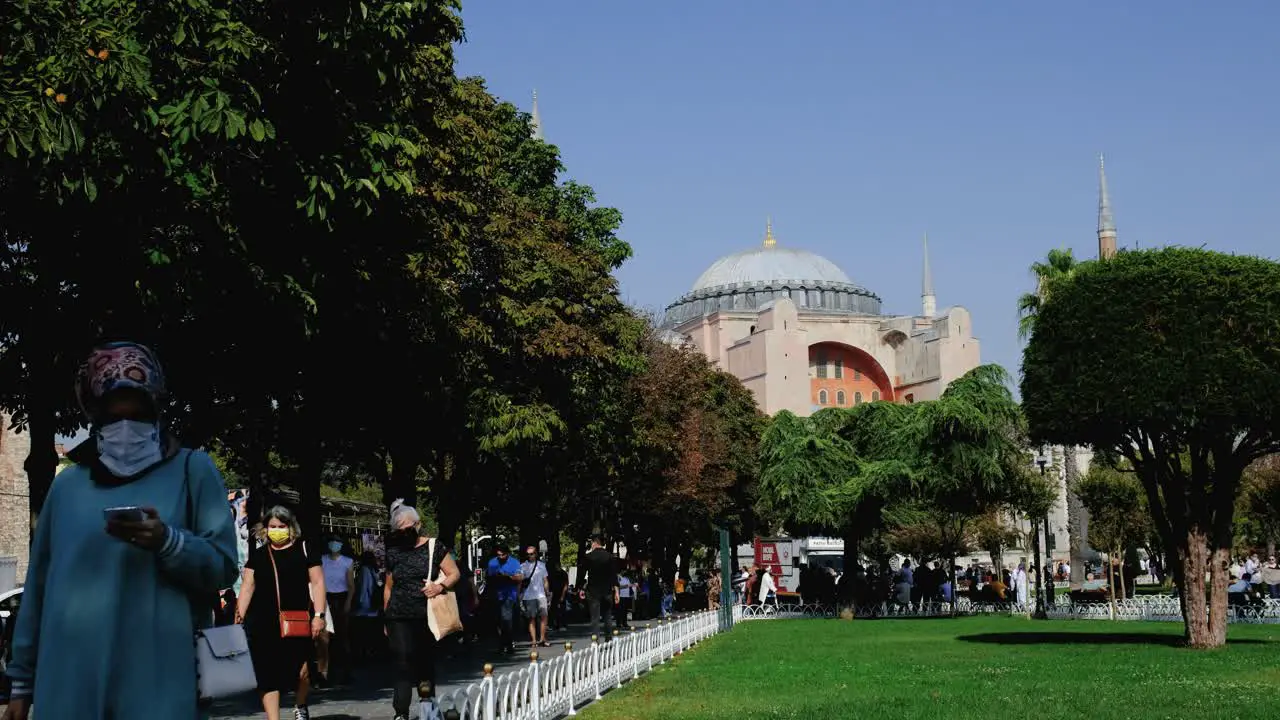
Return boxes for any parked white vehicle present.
[0,586,23,702]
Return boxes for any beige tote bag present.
[426,538,464,640]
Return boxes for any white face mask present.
[96,419,163,477]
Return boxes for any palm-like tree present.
[1017,247,1091,588]
[1016,248,1082,339]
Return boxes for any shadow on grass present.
[957,632,1266,647]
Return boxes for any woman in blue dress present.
[2,342,238,720]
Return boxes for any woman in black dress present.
[235,506,328,720]
[384,500,461,720]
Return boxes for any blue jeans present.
[496,598,516,649]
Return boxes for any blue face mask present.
[328,541,343,554]
[96,419,163,477]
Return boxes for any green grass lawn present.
[581,616,1280,720]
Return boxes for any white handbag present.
[194,624,257,701]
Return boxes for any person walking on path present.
[237,506,328,720]
[486,545,523,654]
[707,569,723,610]
[615,571,634,629]
[520,546,551,647]
[383,500,461,720]
[317,538,354,684]
[350,550,385,660]
[549,562,570,631]
[2,341,238,720]
[581,535,619,640]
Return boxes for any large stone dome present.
[662,221,881,328]
[692,246,852,292]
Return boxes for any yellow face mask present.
[267,528,290,545]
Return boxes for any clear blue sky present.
[456,1,1279,385]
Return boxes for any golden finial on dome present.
[763,217,776,248]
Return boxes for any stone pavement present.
[210,622,634,719]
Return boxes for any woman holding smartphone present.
[2,342,238,720]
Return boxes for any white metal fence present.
[439,609,726,719]
[732,596,1280,624]
[435,595,1280,719]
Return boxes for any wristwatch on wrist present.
[315,612,326,619]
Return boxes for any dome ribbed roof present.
[691,246,852,292]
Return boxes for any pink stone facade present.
[0,415,32,581]
[673,298,980,416]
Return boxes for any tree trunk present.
[546,528,563,571]
[245,442,269,529]
[1179,526,1216,648]
[1063,447,1089,588]
[1031,519,1045,618]
[385,442,419,510]
[24,404,58,539]
[842,526,859,576]
[1107,551,1117,619]
[1206,545,1230,647]
[298,446,324,543]
[1268,537,1276,562]
[1117,547,1128,600]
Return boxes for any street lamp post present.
[1034,451,1051,619]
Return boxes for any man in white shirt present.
[520,546,551,647]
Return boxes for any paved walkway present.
[210,622,634,719]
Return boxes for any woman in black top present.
[384,500,461,720]
[235,506,327,720]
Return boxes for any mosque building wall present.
[663,221,980,417]
[0,415,32,583]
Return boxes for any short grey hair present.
[254,505,302,544]
[389,499,420,529]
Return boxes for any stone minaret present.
[1097,154,1117,259]
[531,89,544,140]
[921,233,937,318]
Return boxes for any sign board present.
[753,538,794,590]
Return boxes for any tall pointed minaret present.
[530,89,544,140]
[1097,154,1117,259]
[921,233,937,318]
[763,217,777,248]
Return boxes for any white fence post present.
[612,630,623,689]
[564,642,577,717]
[645,623,654,672]
[530,651,541,720]
[630,627,640,680]
[591,634,602,701]
[481,663,496,720]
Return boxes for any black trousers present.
[325,591,349,673]
[549,592,566,629]
[587,591,615,639]
[386,618,437,715]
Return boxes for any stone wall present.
[0,415,32,582]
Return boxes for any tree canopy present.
[757,364,1051,601]
[1022,246,1280,648]
[0,0,764,577]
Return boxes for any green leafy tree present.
[1075,464,1148,610]
[1240,455,1280,557]
[1015,247,1092,588]
[1022,247,1280,648]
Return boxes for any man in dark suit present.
[580,535,619,640]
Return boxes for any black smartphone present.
[103,506,147,523]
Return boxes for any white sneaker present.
[294,706,310,720]
[419,698,443,720]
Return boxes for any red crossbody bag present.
[268,545,313,638]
